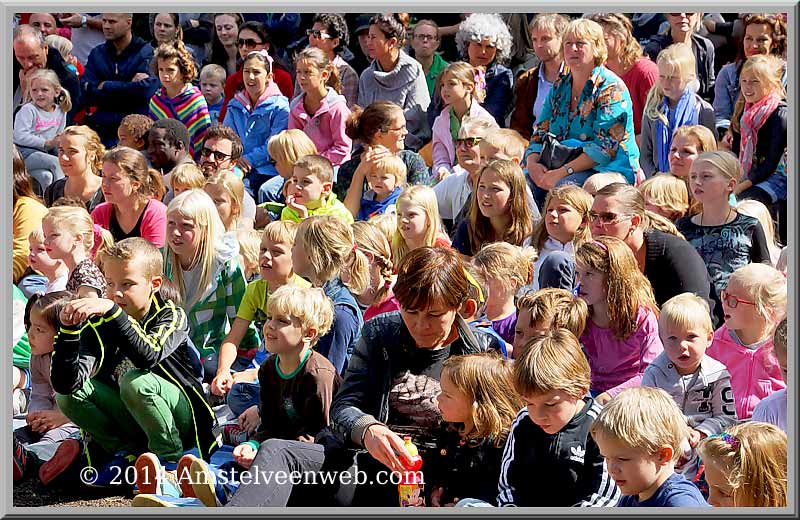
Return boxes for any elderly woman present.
[307,13,359,108]
[187,246,502,507]
[588,13,658,144]
[510,13,570,140]
[525,18,640,208]
[358,13,431,152]
[643,13,716,102]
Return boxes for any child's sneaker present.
[12,388,30,416]
[38,438,82,486]
[89,451,137,488]
[189,458,221,507]
[13,437,27,482]
[133,453,180,497]
[133,494,205,507]
[176,453,200,498]
[222,423,248,446]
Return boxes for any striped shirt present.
[149,84,211,161]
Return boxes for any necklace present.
[700,206,734,256]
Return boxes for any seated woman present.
[525,18,640,209]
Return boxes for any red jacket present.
[218,64,293,123]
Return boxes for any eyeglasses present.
[588,211,632,225]
[414,34,437,42]
[200,148,231,161]
[237,38,262,48]
[720,290,756,309]
[455,137,482,148]
[306,29,332,39]
[386,125,406,133]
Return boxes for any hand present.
[285,194,308,219]
[210,372,234,396]
[719,132,733,151]
[687,428,705,448]
[131,72,150,83]
[702,19,716,33]
[436,167,450,182]
[363,145,392,167]
[594,392,612,405]
[296,434,315,443]
[362,423,410,473]
[44,137,59,150]
[238,405,261,434]
[254,206,271,229]
[527,160,549,188]
[232,443,256,469]
[189,19,200,29]
[27,410,70,433]
[539,167,567,191]
[59,298,115,326]
[58,13,83,28]
[430,486,457,507]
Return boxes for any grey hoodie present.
[357,50,431,151]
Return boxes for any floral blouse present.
[527,65,640,184]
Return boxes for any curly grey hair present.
[455,13,513,65]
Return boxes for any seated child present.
[512,288,588,359]
[18,225,69,298]
[48,238,217,485]
[170,163,206,198]
[235,228,262,282]
[472,242,535,344]
[344,155,406,221]
[280,155,353,224]
[199,64,227,125]
[697,422,787,507]
[255,129,318,221]
[494,329,620,507]
[591,387,710,507]
[642,293,736,481]
[639,174,689,222]
[117,114,154,152]
[13,291,81,486]
[459,263,510,356]
[752,318,787,432]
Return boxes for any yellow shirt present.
[13,196,48,283]
[236,274,311,323]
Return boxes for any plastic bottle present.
[398,436,425,506]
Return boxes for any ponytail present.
[92,225,116,267]
[345,246,371,296]
[56,87,72,113]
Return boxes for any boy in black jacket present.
[48,238,218,484]
[496,329,620,507]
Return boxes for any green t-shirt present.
[425,53,449,99]
[236,275,312,325]
[13,285,30,368]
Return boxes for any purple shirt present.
[492,312,518,345]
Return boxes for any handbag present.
[539,132,584,170]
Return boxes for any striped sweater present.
[149,84,211,161]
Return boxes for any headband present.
[592,240,608,252]
[245,49,273,71]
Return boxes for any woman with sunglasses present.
[589,182,720,326]
[216,21,294,124]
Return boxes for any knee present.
[118,369,151,403]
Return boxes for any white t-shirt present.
[751,389,786,433]
[432,166,472,221]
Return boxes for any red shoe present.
[134,452,162,495]
[13,437,27,482]
[39,438,81,486]
[176,453,199,498]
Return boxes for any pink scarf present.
[739,93,781,179]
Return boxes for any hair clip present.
[463,268,485,303]
[246,49,274,68]
[473,68,486,91]
[708,432,740,450]
[352,243,359,253]
[593,240,608,252]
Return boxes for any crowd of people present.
[11,11,789,509]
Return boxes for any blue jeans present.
[226,381,261,418]
[258,175,286,205]
[531,169,596,211]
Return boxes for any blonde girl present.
[14,69,73,192]
[257,130,318,220]
[170,163,206,197]
[164,189,259,374]
[640,43,716,177]
[149,40,211,160]
[698,422,787,507]
[204,169,248,231]
[707,263,786,420]
[676,151,771,298]
[291,215,368,373]
[736,199,782,267]
[472,243,535,344]
[432,61,494,179]
[345,154,406,221]
[431,352,523,506]
[393,185,450,266]
[575,236,663,404]
[352,221,400,321]
[639,175,689,222]
[289,47,352,167]
[90,147,166,249]
[47,126,106,212]
[454,159,533,257]
[368,212,398,247]
[528,184,593,292]
[41,206,113,298]
[235,228,262,282]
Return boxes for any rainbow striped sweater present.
[149,84,211,160]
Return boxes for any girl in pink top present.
[289,48,352,167]
[576,236,663,404]
[91,147,167,248]
[706,263,786,420]
[351,221,400,321]
[432,62,496,180]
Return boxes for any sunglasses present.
[199,148,231,161]
[306,29,331,39]
[720,290,755,309]
[588,211,632,225]
[237,38,262,48]
[455,137,482,148]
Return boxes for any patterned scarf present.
[739,93,781,179]
[656,87,700,173]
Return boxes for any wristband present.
[243,440,260,452]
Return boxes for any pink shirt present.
[707,324,785,420]
[580,306,663,396]
[364,292,401,322]
[431,101,496,174]
[621,58,658,136]
[288,88,352,166]
[91,199,167,249]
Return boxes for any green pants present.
[56,370,195,462]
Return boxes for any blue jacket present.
[80,36,159,147]
[223,91,289,178]
[317,277,363,376]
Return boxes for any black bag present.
[539,132,583,170]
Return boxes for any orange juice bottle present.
[398,436,425,506]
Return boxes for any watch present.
[565,165,575,175]
[80,15,88,28]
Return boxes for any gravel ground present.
[13,477,132,508]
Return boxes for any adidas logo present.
[569,445,585,464]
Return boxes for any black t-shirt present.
[387,345,450,433]
[108,200,149,242]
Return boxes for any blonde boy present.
[200,64,227,124]
[231,285,342,469]
[210,221,311,412]
[590,387,709,507]
[349,155,407,220]
[496,329,620,507]
[642,293,735,480]
[513,288,588,358]
[170,163,206,197]
[27,226,69,294]
[281,155,354,224]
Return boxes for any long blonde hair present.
[26,68,72,113]
[530,184,593,250]
[730,54,786,133]
[737,199,781,264]
[165,189,227,308]
[643,43,697,126]
[392,185,443,266]
[352,221,394,304]
[575,236,659,339]
[295,215,369,294]
[204,168,244,231]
